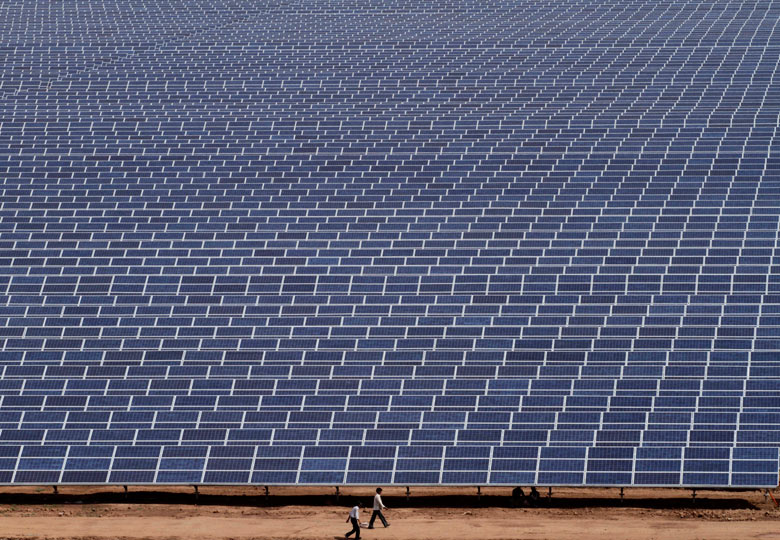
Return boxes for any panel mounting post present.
[52,485,58,495]
[547,487,552,500]
[264,485,269,501]
[406,486,410,501]
[123,485,128,499]
[620,487,624,503]
[335,486,340,502]
[193,485,199,502]
[691,489,696,504]
[477,486,481,501]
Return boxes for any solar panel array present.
[1,0,779,488]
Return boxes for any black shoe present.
[367,527,374,529]
[385,523,390,527]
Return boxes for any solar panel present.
[0,0,779,488]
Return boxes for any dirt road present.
[0,486,778,540]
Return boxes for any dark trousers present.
[345,517,361,539]
[369,510,388,528]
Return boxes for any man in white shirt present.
[368,487,390,529]
[345,501,364,539]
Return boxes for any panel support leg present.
[335,486,340,502]
[477,486,481,501]
[620,487,624,503]
[52,486,58,495]
[406,486,410,502]
[193,485,199,502]
[264,485,269,501]
[123,485,128,500]
[691,489,696,504]
[547,487,552,500]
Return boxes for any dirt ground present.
[0,485,779,540]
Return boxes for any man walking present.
[345,501,364,539]
[368,487,390,529]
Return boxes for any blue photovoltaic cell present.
[0,0,779,488]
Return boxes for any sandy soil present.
[0,486,778,540]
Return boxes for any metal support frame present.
[406,486,410,501]
[193,485,199,501]
[52,485,58,495]
[335,486,340,501]
[620,487,624,503]
[264,485,269,501]
[477,486,481,501]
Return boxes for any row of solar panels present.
[4,170,777,180]
[2,332,780,345]
[0,349,775,362]
[2,219,760,229]
[1,151,775,161]
[0,280,780,288]
[2,145,777,154]
[0,364,773,372]
[2,149,778,157]
[11,102,772,121]
[4,296,780,305]
[3,173,776,181]
[0,230,774,239]
[2,126,774,136]
[0,427,779,444]
[1,167,778,177]
[0,220,778,230]
[3,46,776,79]
[0,430,777,445]
[6,109,778,123]
[27,163,776,176]
[0,119,777,132]
[2,410,779,423]
[0,365,775,374]
[2,252,777,263]
[1,410,778,422]
[0,393,776,405]
[0,225,775,234]
[0,445,774,487]
[1,374,779,384]
[5,319,780,330]
[1,382,780,395]
[2,126,774,135]
[2,268,780,278]
[5,315,780,326]
[5,253,777,267]
[2,340,780,351]
[3,105,777,126]
[0,387,777,399]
